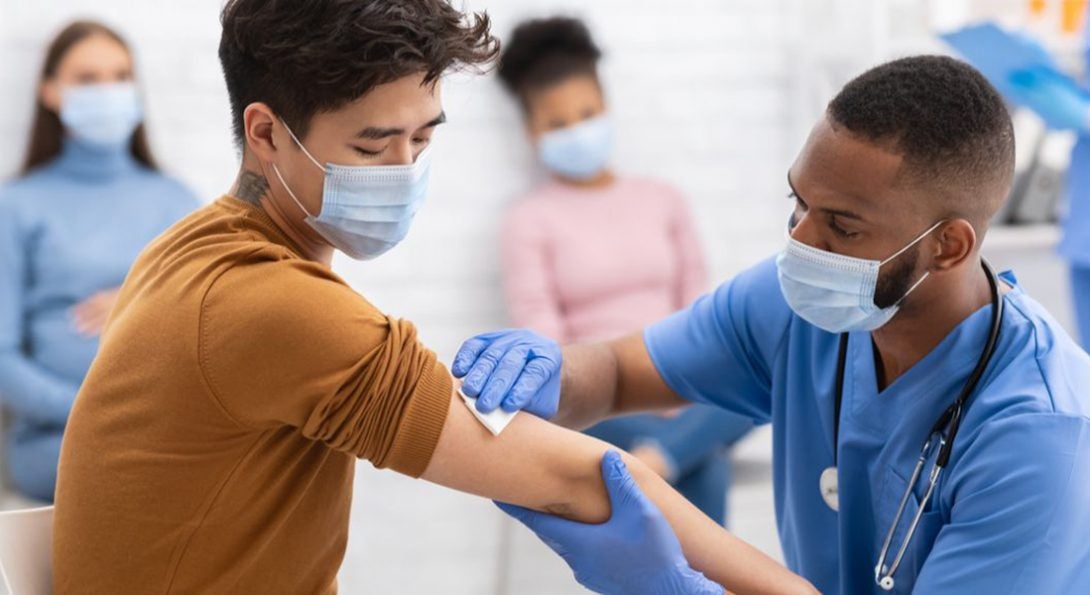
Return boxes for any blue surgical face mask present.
[537,114,614,181]
[60,82,143,148]
[776,221,944,333]
[271,120,432,261]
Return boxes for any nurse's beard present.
[874,244,921,309]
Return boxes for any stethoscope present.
[818,260,1005,591]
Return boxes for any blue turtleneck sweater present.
[0,140,198,501]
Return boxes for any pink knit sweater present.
[501,177,707,343]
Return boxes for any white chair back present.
[0,506,53,595]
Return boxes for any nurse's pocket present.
[876,466,944,594]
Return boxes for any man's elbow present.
[557,453,615,525]
[544,446,654,526]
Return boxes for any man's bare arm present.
[421,386,816,595]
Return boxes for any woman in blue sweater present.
[0,21,198,501]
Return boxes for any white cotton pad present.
[458,388,518,436]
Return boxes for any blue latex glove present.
[496,450,724,595]
[1008,66,1090,132]
[451,329,561,418]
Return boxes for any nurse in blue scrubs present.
[454,56,1090,594]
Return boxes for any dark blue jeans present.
[584,405,754,525]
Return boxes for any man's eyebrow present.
[786,171,865,221]
[423,111,447,128]
[355,111,447,140]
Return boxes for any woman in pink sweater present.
[496,17,753,524]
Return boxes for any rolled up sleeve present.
[198,259,451,477]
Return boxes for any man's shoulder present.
[953,289,1090,481]
[991,287,1090,417]
[706,257,793,330]
[133,200,372,334]
[953,410,1090,497]
[654,257,795,364]
[202,250,368,328]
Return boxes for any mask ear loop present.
[279,118,328,173]
[894,270,932,306]
[270,162,313,218]
[269,118,328,218]
[881,220,947,306]
[880,220,947,266]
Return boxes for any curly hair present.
[828,55,1015,222]
[497,16,601,109]
[219,0,499,147]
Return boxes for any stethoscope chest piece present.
[820,466,839,511]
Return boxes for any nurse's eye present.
[411,137,431,147]
[788,192,808,215]
[829,217,859,239]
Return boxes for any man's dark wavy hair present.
[219,0,500,147]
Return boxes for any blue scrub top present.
[1058,31,1090,265]
[645,258,1090,594]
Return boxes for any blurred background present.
[0,0,1085,593]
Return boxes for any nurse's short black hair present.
[828,55,1015,224]
[497,16,602,110]
[218,0,499,149]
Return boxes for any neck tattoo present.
[235,170,269,207]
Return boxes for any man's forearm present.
[627,455,818,595]
[424,388,814,594]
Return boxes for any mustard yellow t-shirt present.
[53,196,452,594]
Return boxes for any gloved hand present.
[451,329,561,419]
[496,450,724,595]
[1007,66,1090,132]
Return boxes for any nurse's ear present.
[929,219,978,272]
[242,102,282,164]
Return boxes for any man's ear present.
[243,102,280,164]
[931,219,977,272]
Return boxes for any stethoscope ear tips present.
[878,576,895,591]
